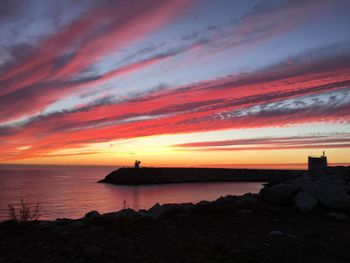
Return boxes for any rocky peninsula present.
[98,167,303,185]
[2,168,350,262]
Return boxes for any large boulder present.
[260,183,296,206]
[84,210,102,220]
[235,193,259,205]
[146,203,192,220]
[215,195,235,203]
[293,191,318,212]
[289,176,313,191]
[309,178,350,210]
[103,208,139,220]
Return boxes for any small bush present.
[8,199,41,222]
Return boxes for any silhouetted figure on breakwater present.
[134,160,141,169]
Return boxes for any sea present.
[0,165,264,221]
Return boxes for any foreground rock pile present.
[1,173,350,262]
[79,192,267,222]
[260,173,350,214]
[82,173,350,224]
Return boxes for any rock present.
[103,208,139,220]
[294,191,318,212]
[215,195,235,203]
[268,230,285,237]
[307,231,322,239]
[286,233,298,239]
[333,179,346,185]
[327,212,348,221]
[235,193,258,206]
[342,184,350,194]
[147,203,186,220]
[260,183,296,206]
[89,226,105,232]
[181,202,195,212]
[61,247,75,255]
[229,248,241,255]
[309,178,350,210]
[84,210,101,220]
[260,175,350,210]
[36,221,54,230]
[53,226,66,233]
[55,218,72,225]
[236,209,253,214]
[82,245,103,257]
[56,231,71,237]
[115,208,139,219]
[196,200,210,205]
[147,203,171,220]
[259,202,281,213]
[69,221,86,229]
[289,176,313,191]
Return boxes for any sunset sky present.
[0,0,349,167]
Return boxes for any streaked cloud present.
[0,0,349,164]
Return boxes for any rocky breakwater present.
[98,167,303,185]
[260,171,350,218]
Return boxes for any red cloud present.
[51,0,188,79]
[0,0,190,123]
[0,0,349,161]
[1,59,349,161]
[0,0,334,125]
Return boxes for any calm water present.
[0,166,263,221]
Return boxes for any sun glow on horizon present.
[2,123,349,167]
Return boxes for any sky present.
[0,0,349,168]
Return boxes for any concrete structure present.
[308,152,327,175]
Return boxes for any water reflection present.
[0,167,263,220]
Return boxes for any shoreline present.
[1,187,350,262]
[2,172,350,262]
